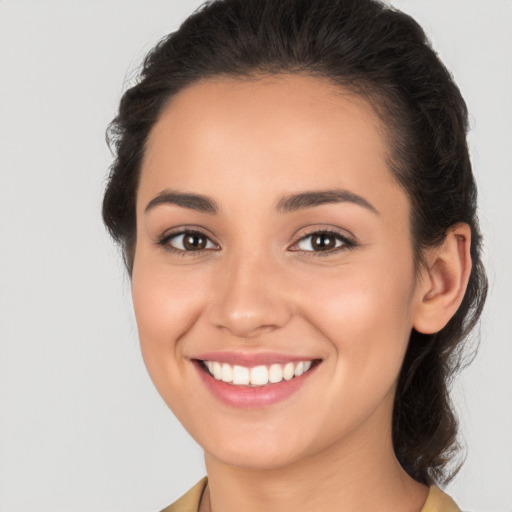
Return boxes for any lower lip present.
[194,361,319,409]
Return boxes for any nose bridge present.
[207,243,292,339]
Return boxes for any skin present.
[131,74,472,512]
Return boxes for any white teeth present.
[212,361,222,380]
[283,362,295,380]
[250,365,269,386]
[221,363,233,382]
[268,364,283,383]
[232,365,250,385]
[203,359,316,386]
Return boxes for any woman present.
[102,0,487,510]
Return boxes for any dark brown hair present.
[103,0,487,485]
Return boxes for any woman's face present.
[132,74,425,469]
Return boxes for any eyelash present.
[157,228,357,258]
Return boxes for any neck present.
[201,408,428,512]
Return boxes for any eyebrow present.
[276,188,378,214]
[145,190,219,214]
[145,188,378,215]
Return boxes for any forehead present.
[139,73,402,215]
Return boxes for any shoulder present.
[421,485,461,512]
[159,477,208,512]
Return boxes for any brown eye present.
[182,232,207,250]
[292,230,355,257]
[310,233,338,251]
[159,230,217,254]
[297,231,344,251]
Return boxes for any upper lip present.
[191,351,322,367]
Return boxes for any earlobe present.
[413,223,473,334]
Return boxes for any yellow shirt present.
[160,477,461,512]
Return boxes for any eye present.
[291,229,355,257]
[158,229,218,256]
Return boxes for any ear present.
[413,223,473,334]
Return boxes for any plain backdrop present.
[0,1,511,511]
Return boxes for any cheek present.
[291,262,415,434]
[131,258,207,372]
[299,260,415,341]
[130,261,212,422]
[296,257,416,391]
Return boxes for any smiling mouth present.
[196,359,321,387]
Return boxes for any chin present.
[200,425,321,471]
[207,445,302,471]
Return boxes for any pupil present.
[185,233,205,250]
[314,234,334,250]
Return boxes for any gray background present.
[0,1,510,510]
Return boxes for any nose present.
[206,249,293,339]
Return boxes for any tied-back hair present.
[103,0,487,485]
